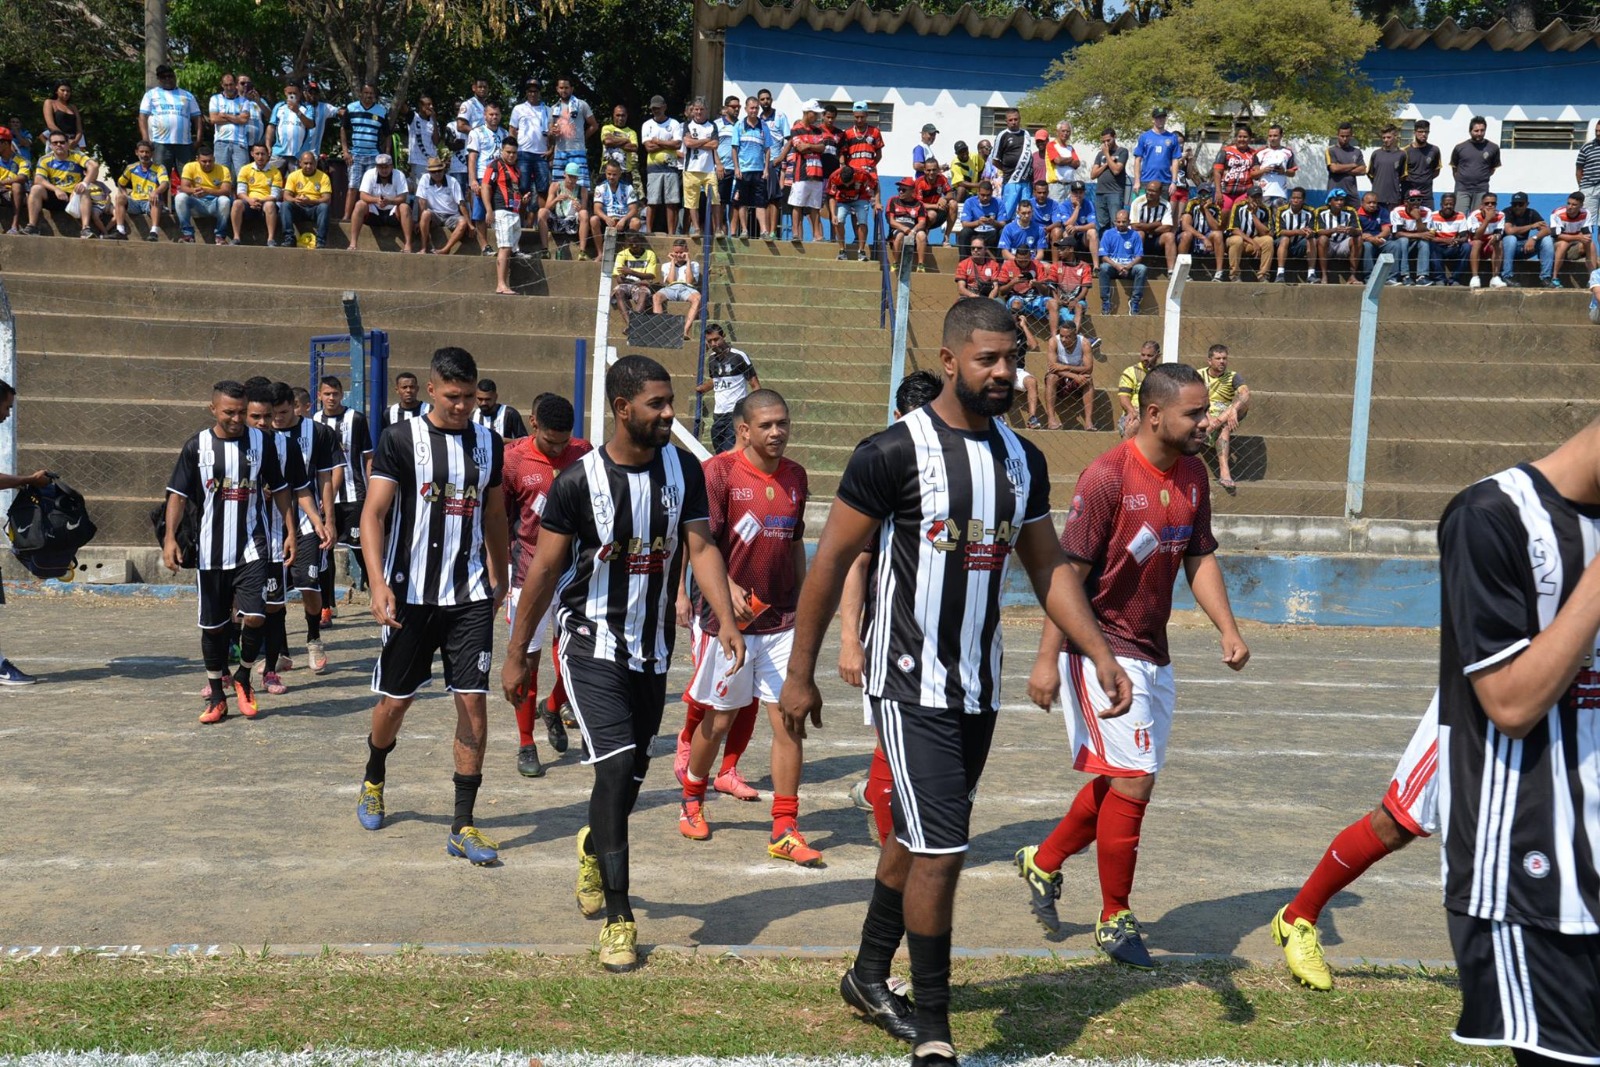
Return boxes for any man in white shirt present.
[641,95,683,235]
[1427,192,1473,286]
[465,103,508,253]
[415,156,469,255]
[1467,192,1505,289]
[509,79,551,203]
[591,160,642,245]
[208,73,255,184]
[406,96,438,188]
[457,78,489,131]
[1551,189,1597,272]
[138,64,203,177]
[681,97,721,236]
[653,238,703,340]
[1251,124,1297,207]
[348,153,414,253]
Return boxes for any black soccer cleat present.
[517,743,545,778]
[911,1040,960,1066]
[840,968,917,1043]
[541,707,569,754]
[1095,909,1155,970]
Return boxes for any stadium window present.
[1502,120,1585,150]
[979,106,1018,137]
[1195,114,1251,144]
[823,101,894,132]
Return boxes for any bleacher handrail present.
[590,228,619,437]
[887,241,914,426]
[1346,252,1397,519]
[877,207,892,331]
[0,278,15,517]
[1161,254,1190,363]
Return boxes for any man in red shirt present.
[842,100,885,181]
[501,394,592,778]
[786,101,828,243]
[1014,362,1250,969]
[914,157,953,243]
[955,236,1003,298]
[673,389,819,864]
[1213,125,1257,218]
[828,162,879,261]
[886,177,930,271]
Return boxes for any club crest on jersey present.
[1003,457,1026,492]
[1524,851,1551,879]
[592,494,614,524]
[1160,488,1170,507]
[765,485,775,501]
[245,450,260,467]
[472,445,490,468]
[896,654,916,673]
[661,485,680,516]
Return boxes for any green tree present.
[1022,0,1409,141]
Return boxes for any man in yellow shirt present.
[1115,340,1160,437]
[231,143,284,246]
[600,104,639,186]
[175,143,233,243]
[0,127,29,234]
[1199,342,1250,489]
[116,139,170,241]
[24,131,97,237]
[283,150,332,248]
[611,230,658,327]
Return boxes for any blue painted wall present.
[1359,42,1600,108]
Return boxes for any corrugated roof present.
[697,0,1600,51]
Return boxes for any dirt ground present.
[0,593,1447,967]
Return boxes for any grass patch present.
[0,952,1506,1063]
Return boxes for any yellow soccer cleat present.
[1272,906,1334,991]
[598,919,639,972]
[575,825,604,918]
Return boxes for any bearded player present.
[1014,361,1250,969]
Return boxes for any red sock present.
[867,745,895,844]
[1036,777,1110,872]
[1096,787,1149,922]
[1283,814,1393,926]
[679,700,707,746]
[683,772,708,803]
[772,794,799,837]
[719,699,759,775]
[544,654,566,713]
[514,666,540,746]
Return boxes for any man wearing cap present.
[509,80,551,201]
[483,137,524,293]
[467,103,509,253]
[1388,189,1433,285]
[349,153,414,252]
[538,160,590,258]
[1046,122,1080,202]
[842,101,885,183]
[787,101,828,241]
[1401,120,1441,208]
[1057,179,1100,269]
[1313,188,1360,284]
[416,154,470,254]
[912,123,939,172]
[1499,191,1556,288]
[641,95,684,234]
[991,108,1033,219]
[949,140,981,205]
[885,176,929,270]
[1132,107,1181,193]
[283,149,332,248]
[340,82,390,222]
[0,128,29,233]
[139,64,203,177]
[1097,208,1147,315]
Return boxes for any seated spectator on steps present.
[1028,179,1062,248]
[612,230,658,327]
[1056,180,1099,268]
[1356,190,1391,281]
[0,128,30,234]
[348,153,414,253]
[1498,191,1555,288]
[282,150,331,248]
[231,142,283,247]
[958,178,1003,258]
[1042,318,1094,431]
[1224,186,1273,283]
[885,177,930,271]
[653,238,703,340]
[1550,190,1597,273]
[1001,245,1060,337]
[1128,179,1175,273]
[1466,191,1504,289]
[1200,342,1250,490]
[1179,184,1225,281]
[998,198,1048,261]
[1051,242,1094,328]
[24,130,97,237]
[539,161,591,259]
[416,156,470,255]
[1428,192,1472,286]
[114,138,169,241]
[592,160,643,245]
[955,236,1004,298]
[1116,340,1160,437]
[174,142,233,244]
[913,156,953,242]
[1097,209,1147,315]
[1313,188,1360,285]
[948,140,981,204]
[1271,186,1315,283]
[1011,312,1044,428]
[1388,189,1433,285]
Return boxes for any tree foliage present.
[1022,0,1410,141]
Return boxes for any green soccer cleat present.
[1014,845,1063,932]
[575,825,604,917]
[1272,906,1334,991]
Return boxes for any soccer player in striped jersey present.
[1015,362,1249,972]
[1435,421,1600,1064]
[268,384,340,674]
[379,371,432,430]
[355,347,510,869]
[781,299,1131,1065]
[501,393,592,777]
[673,389,818,863]
[164,380,300,723]
[313,375,371,616]
[501,355,745,973]
[471,378,528,440]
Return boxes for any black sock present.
[854,879,906,985]
[907,929,954,1046]
[200,627,231,674]
[273,612,288,663]
[235,625,264,682]
[319,555,336,605]
[452,772,482,833]
[365,735,395,784]
[261,612,284,674]
[305,612,321,641]
[599,848,632,923]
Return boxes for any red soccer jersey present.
[789,122,826,183]
[697,448,809,636]
[886,196,925,230]
[502,436,594,585]
[827,168,878,204]
[999,259,1044,294]
[1056,260,1093,294]
[1060,439,1217,665]
[914,172,950,205]
[956,255,1004,293]
[843,125,884,174]
[1215,144,1255,196]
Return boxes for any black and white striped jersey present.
[313,406,371,504]
[264,428,311,561]
[1439,462,1600,933]
[836,405,1051,713]
[280,417,343,535]
[167,427,295,571]
[541,445,709,673]
[370,417,504,606]
[379,401,432,432]
[471,404,528,440]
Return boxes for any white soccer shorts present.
[684,618,791,709]
[788,180,824,210]
[1060,652,1175,777]
[505,584,553,654]
[492,208,522,250]
[1382,691,1440,837]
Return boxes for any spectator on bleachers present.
[912,122,939,171]
[1252,124,1296,208]
[1224,186,1273,283]
[817,103,843,189]
[958,178,1003,259]
[1577,120,1600,243]
[349,153,414,253]
[682,98,721,236]
[1179,185,1226,281]
[231,142,283,246]
[1170,131,1198,209]
[406,94,441,189]
[955,236,1003,298]
[1271,186,1315,283]
[1589,265,1600,323]
[283,150,332,248]
[755,88,791,239]
[1002,245,1060,337]
[843,101,885,184]
[1388,189,1433,285]
[1097,209,1147,315]
[977,138,1001,184]
[1090,127,1129,235]
[1449,117,1500,213]
[1467,191,1504,288]
[828,162,876,261]
[7,117,32,169]
[1357,189,1392,280]
[731,97,777,240]
[914,157,953,242]
[1116,340,1160,437]
[1369,125,1405,216]
[238,76,269,151]
[1041,318,1094,431]
[1199,343,1249,490]
[466,103,508,252]
[1551,190,1596,273]
[114,139,168,241]
[1214,125,1256,217]
[175,142,233,244]
[0,129,26,234]
[785,101,827,242]
[714,96,741,226]
[885,177,930,271]
[266,82,328,173]
[1028,178,1063,249]
[340,83,390,223]
[1428,192,1472,286]
[139,64,202,177]
[42,80,84,150]
[611,230,657,325]
[1057,180,1099,269]
[998,199,1048,261]
[1499,191,1556,288]
[1132,107,1180,193]
[458,77,490,130]
[1313,187,1359,284]
[600,103,638,186]
[654,238,702,338]
[642,95,683,234]
[1052,242,1093,326]
[416,156,470,255]
[991,109,1032,219]
[1129,179,1175,274]
[592,160,642,244]
[1325,122,1366,201]
[551,78,598,189]
[539,161,590,258]
[1046,121,1080,201]
[209,73,254,182]
[949,140,981,204]
[509,80,549,200]
[1403,120,1441,208]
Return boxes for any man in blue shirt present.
[1097,209,1147,315]
[958,179,1003,259]
[1057,179,1100,268]
[998,199,1048,261]
[1132,107,1181,193]
[1028,178,1063,248]
[714,96,741,233]
[341,82,389,222]
[732,96,778,239]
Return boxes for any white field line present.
[0,1054,1438,1067]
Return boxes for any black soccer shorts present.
[559,643,668,766]
[263,560,287,608]
[869,696,998,854]
[334,502,363,546]
[288,531,323,591]
[371,599,495,699]
[1449,909,1600,1062]
[196,560,267,629]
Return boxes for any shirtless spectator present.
[1043,318,1095,431]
